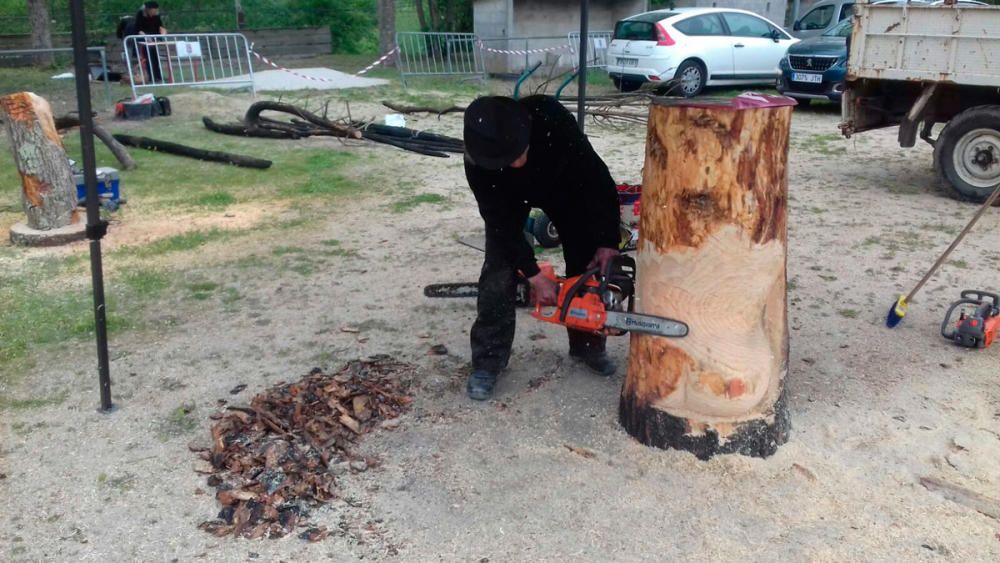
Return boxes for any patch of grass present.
[158,403,198,441]
[392,193,448,213]
[0,393,68,411]
[186,280,219,300]
[121,269,171,298]
[947,259,969,269]
[220,287,242,307]
[799,133,848,156]
[279,152,361,198]
[838,309,860,319]
[117,228,233,258]
[819,275,838,282]
[191,191,237,209]
[272,246,306,256]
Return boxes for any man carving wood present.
[462,95,622,400]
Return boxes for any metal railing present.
[567,31,613,69]
[395,31,485,85]
[123,32,255,98]
[0,47,112,106]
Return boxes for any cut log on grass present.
[113,134,272,169]
[245,101,361,139]
[202,117,297,139]
[621,94,796,459]
[0,92,79,230]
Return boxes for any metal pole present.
[69,0,113,413]
[577,0,589,132]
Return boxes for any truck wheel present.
[532,214,561,248]
[935,106,1000,202]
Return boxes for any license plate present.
[792,72,823,84]
[616,57,638,67]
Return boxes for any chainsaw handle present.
[960,290,1000,307]
[941,298,985,339]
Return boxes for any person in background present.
[134,1,167,83]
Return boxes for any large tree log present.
[0,92,79,230]
[621,95,796,459]
[113,134,273,169]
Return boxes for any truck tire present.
[935,106,1000,203]
[532,213,561,248]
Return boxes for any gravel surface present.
[2,96,999,562]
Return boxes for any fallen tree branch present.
[202,117,297,139]
[54,115,137,170]
[920,476,1000,520]
[113,134,272,169]
[381,101,466,116]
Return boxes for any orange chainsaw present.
[531,255,688,339]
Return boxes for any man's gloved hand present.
[587,247,620,274]
[527,271,559,306]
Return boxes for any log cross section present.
[620,96,795,459]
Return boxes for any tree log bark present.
[27,0,54,65]
[113,134,273,169]
[0,92,79,230]
[377,0,397,65]
[620,95,796,459]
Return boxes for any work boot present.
[466,369,498,401]
[571,351,618,377]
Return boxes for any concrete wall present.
[509,0,648,37]
[669,0,787,27]
[473,0,512,38]
[473,0,647,74]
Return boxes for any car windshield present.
[823,19,852,38]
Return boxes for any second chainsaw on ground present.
[941,290,999,348]
[531,255,688,339]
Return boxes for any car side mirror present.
[793,20,801,31]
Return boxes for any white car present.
[606,8,798,97]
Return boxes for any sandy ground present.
[2,98,1000,562]
[204,68,389,91]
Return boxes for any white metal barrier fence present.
[123,33,255,98]
[568,31,613,69]
[395,31,485,85]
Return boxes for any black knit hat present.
[463,96,531,170]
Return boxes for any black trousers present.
[470,228,605,373]
[136,42,163,83]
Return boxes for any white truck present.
[840,2,1000,202]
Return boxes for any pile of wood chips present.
[195,357,415,540]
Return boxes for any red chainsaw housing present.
[530,262,610,335]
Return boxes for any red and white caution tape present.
[477,41,573,55]
[357,47,397,75]
[250,47,398,83]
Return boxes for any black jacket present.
[464,95,619,278]
[135,10,164,35]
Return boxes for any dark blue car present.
[777,18,850,104]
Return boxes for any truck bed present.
[848,4,1000,87]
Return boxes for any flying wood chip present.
[196,357,415,540]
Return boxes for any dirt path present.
[2,106,999,561]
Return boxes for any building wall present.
[472,0,648,74]
[510,0,648,37]
[473,0,512,38]
[670,0,786,26]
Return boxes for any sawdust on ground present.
[1,98,999,562]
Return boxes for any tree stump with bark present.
[620,94,796,459]
[1,92,84,245]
